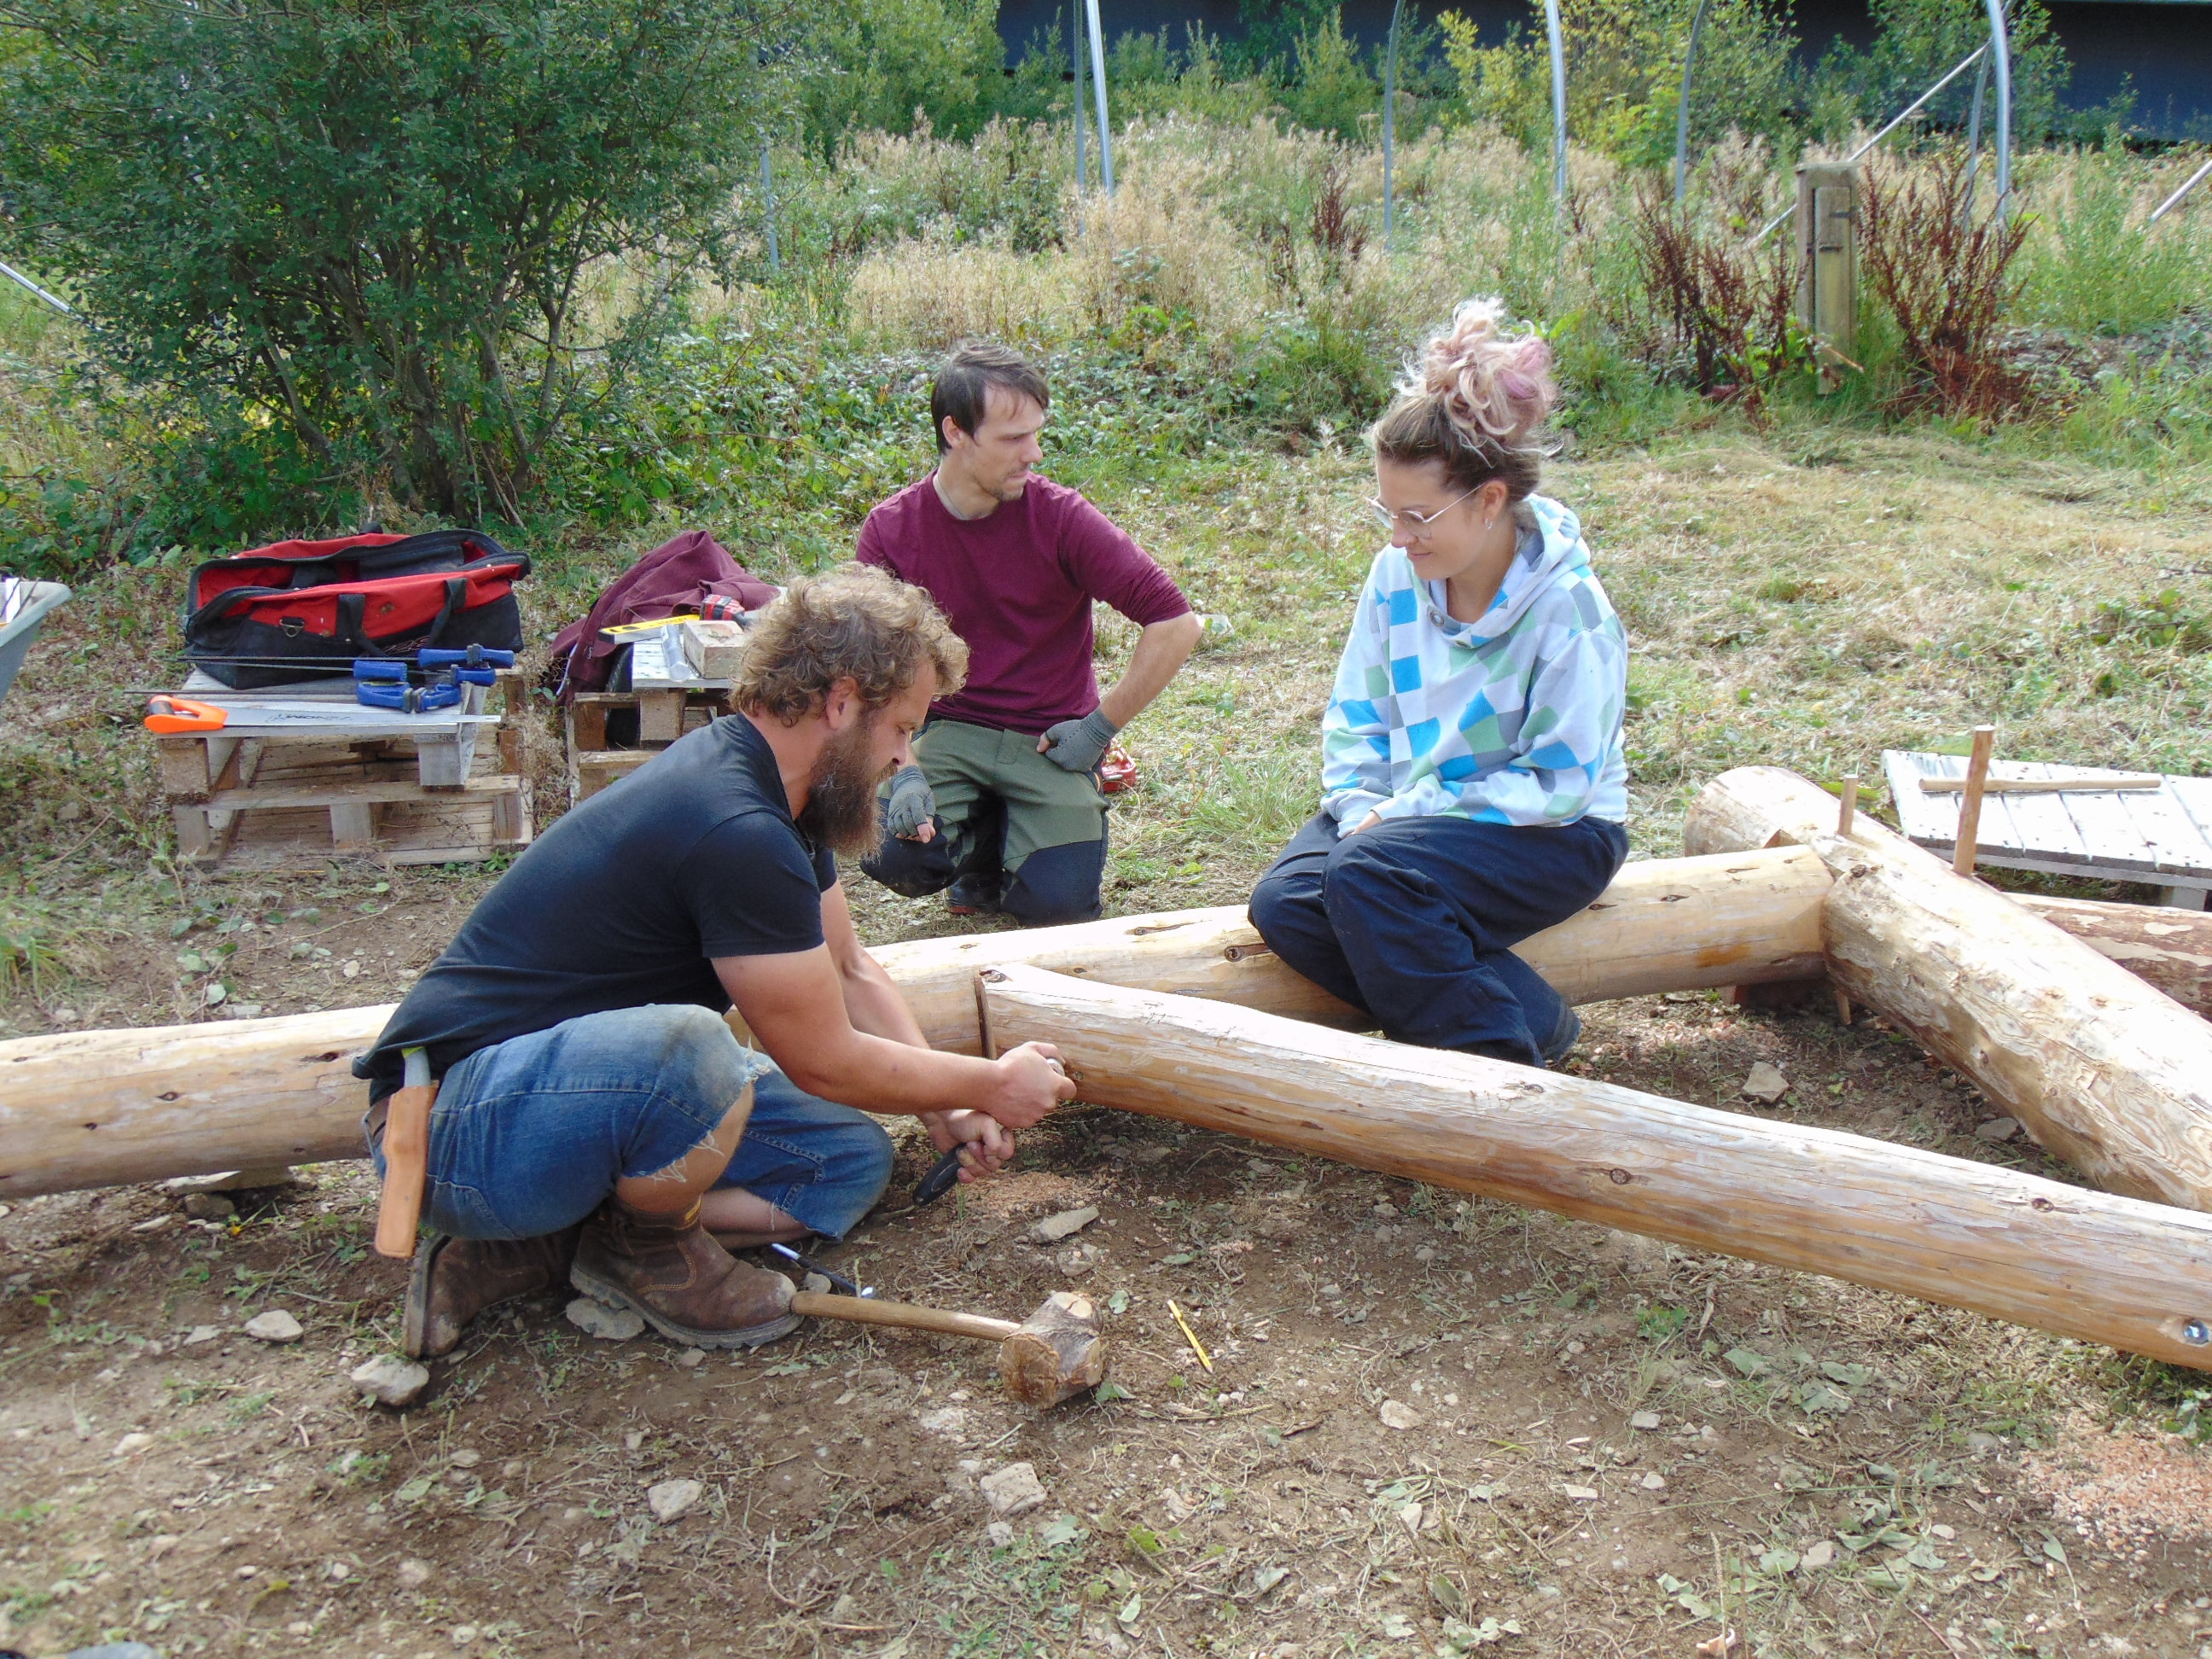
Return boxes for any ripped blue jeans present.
[369,1004,896,1242]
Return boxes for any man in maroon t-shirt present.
[857,343,1201,925]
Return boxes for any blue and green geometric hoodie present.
[1318,493,1629,829]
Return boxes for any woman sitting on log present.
[1249,298,1629,1067]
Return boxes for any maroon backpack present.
[544,529,777,703]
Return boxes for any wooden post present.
[1795,161,1860,393]
[1681,765,2212,1016]
[1953,725,1996,876]
[0,850,1830,1201]
[977,964,2212,1369]
[1685,766,2212,1212]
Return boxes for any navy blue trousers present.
[1248,812,1628,1067]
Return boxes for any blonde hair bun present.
[1411,298,1556,452]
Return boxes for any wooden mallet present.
[788,1288,1107,1409]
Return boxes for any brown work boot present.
[403,1226,581,1360]
[569,1198,799,1350]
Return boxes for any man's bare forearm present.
[838,948,930,1049]
[1097,609,1202,731]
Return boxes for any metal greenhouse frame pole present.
[1543,0,1567,212]
[1383,0,1406,246]
[2151,156,2212,223]
[760,141,779,274]
[1982,0,2012,220]
[1752,41,1988,242]
[0,259,72,317]
[1071,0,1088,195]
[1085,0,1115,195]
[1672,0,1711,205]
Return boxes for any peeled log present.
[1686,767,2212,1212]
[978,963,2212,1368]
[865,844,1829,1054]
[0,848,1826,1200]
[1681,764,2212,1016]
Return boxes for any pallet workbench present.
[1885,748,2212,909]
[566,626,730,801]
[159,672,532,871]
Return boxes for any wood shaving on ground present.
[961,1170,1091,1221]
[2018,1412,2212,1554]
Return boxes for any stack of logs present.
[5,767,2210,1365]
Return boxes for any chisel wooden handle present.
[374,1048,434,1260]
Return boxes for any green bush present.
[0,0,783,526]
[795,0,1010,154]
[1802,0,2075,147]
[1441,0,1797,165]
[1278,12,1381,143]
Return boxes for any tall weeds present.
[1860,155,2031,420]
[2015,148,2209,336]
[1615,138,1803,404]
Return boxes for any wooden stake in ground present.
[1682,765,2212,1019]
[0,849,1831,1199]
[1685,766,2212,1212]
[976,963,2212,1368]
[1952,724,1997,876]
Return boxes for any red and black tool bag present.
[183,530,531,688]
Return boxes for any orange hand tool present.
[143,696,228,734]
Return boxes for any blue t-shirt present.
[356,713,836,1097]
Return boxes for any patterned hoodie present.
[1319,493,1628,828]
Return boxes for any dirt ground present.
[5,979,2212,1659]
[6,427,2212,1658]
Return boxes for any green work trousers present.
[859,718,1108,926]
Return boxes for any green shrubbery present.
[0,0,2205,582]
[0,0,786,525]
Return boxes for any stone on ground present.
[565,1297,645,1341]
[1378,1400,1421,1430]
[647,1478,703,1522]
[242,1310,303,1343]
[1740,1062,1791,1104]
[980,1462,1047,1516]
[351,1356,430,1408]
[1030,1206,1100,1244]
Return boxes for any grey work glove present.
[883,765,935,839]
[1038,706,1120,773]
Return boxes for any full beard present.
[796,719,888,859]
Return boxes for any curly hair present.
[731,563,969,725]
[1368,297,1558,501]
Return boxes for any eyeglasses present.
[1365,485,1479,535]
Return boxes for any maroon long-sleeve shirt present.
[855,473,1190,736]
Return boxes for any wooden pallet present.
[160,724,532,872]
[566,695,723,801]
[1884,748,2212,909]
[564,624,736,801]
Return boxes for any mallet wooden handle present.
[373,1047,434,1260]
[1920,775,2160,795]
[789,1291,1019,1342]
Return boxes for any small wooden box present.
[678,620,748,679]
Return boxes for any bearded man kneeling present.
[356,565,1075,1356]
